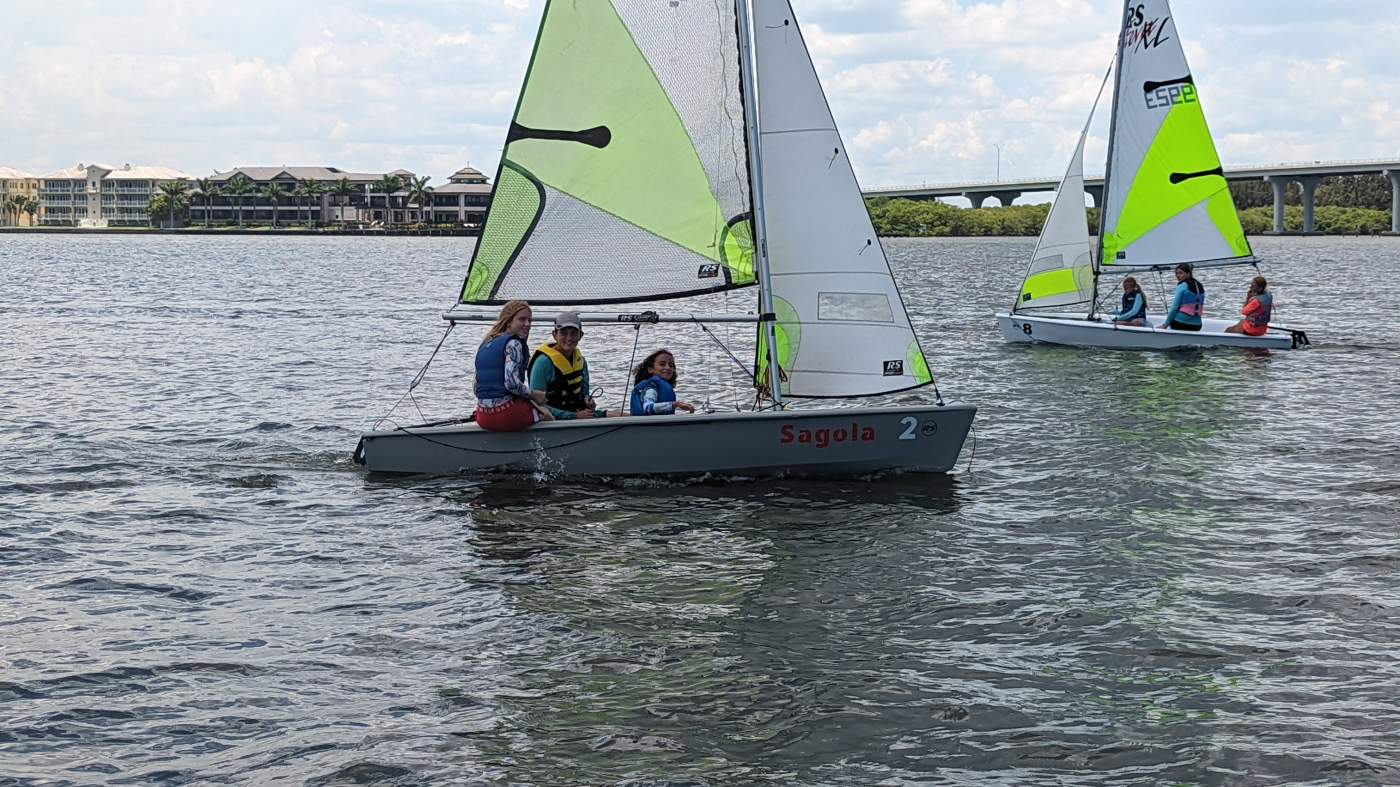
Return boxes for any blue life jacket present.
[1169,279,1205,325]
[1245,291,1273,329]
[474,334,525,400]
[630,375,676,415]
[1118,291,1146,321]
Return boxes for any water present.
[3,234,1398,785]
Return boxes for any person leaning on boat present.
[1161,263,1205,331]
[1225,276,1273,336]
[528,311,607,420]
[473,300,552,431]
[1110,276,1148,326]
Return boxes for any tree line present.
[146,173,436,229]
[868,174,1394,237]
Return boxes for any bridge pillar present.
[1085,185,1104,208]
[965,191,990,209]
[1296,175,1323,234]
[1387,169,1400,234]
[994,191,1021,206]
[1265,175,1288,233]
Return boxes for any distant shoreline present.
[0,226,479,237]
[1,225,1392,239]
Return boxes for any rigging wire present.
[620,322,644,415]
[373,321,455,431]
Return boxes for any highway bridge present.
[864,158,1400,234]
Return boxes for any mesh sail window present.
[752,0,932,398]
[460,0,756,305]
[1100,0,1251,269]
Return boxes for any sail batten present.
[1100,0,1251,270]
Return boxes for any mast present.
[735,0,785,408]
[1091,0,1131,319]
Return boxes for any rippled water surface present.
[4,234,1399,785]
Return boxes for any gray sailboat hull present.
[357,405,976,478]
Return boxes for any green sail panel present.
[1101,98,1249,263]
[459,0,754,305]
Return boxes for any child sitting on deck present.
[629,349,697,416]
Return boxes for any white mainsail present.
[752,0,932,397]
[1099,0,1251,270]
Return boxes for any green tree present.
[374,174,403,226]
[332,177,356,226]
[2,194,20,226]
[158,180,190,228]
[407,174,433,225]
[147,194,167,228]
[23,196,38,226]
[226,173,254,228]
[297,180,327,227]
[195,177,218,228]
[261,182,288,228]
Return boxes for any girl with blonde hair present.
[1110,276,1148,327]
[473,300,551,431]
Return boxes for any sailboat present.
[996,0,1307,351]
[355,0,975,477]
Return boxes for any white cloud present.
[1,0,1395,189]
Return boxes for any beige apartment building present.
[0,166,40,226]
[37,163,193,227]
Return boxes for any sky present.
[2,0,1397,191]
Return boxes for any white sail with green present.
[460,0,756,305]
[1100,0,1251,270]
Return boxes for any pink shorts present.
[475,399,538,432]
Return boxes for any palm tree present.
[294,180,325,228]
[261,182,288,229]
[195,177,218,228]
[407,175,433,225]
[332,178,356,226]
[374,174,403,226]
[225,174,253,228]
[23,196,38,226]
[305,181,327,227]
[158,181,190,228]
[147,194,168,229]
[6,194,27,226]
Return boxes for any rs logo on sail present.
[780,423,877,449]
[1123,5,1171,53]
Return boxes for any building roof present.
[448,166,487,182]
[105,165,193,180]
[40,163,116,179]
[433,182,493,195]
[0,166,36,179]
[210,166,403,184]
